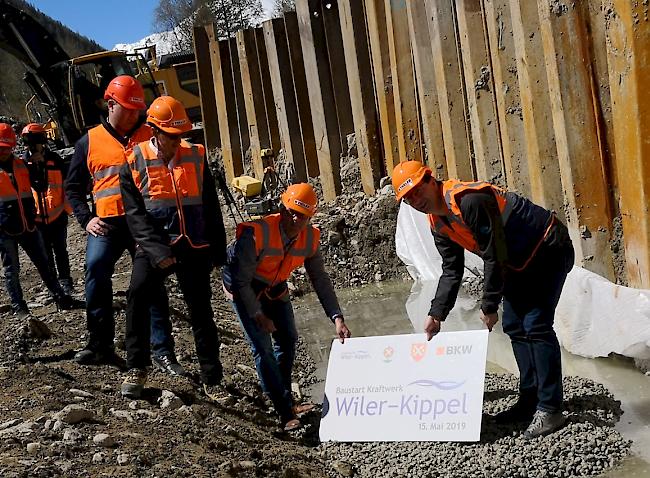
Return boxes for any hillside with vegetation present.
[0,0,103,120]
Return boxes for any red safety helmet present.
[146,96,192,135]
[392,161,432,201]
[104,75,146,110]
[281,183,318,217]
[21,123,46,136]
[0,123,16,148]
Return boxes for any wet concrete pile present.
[321,373,631,478]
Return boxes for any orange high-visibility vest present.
[87,123,151,218]
[428,180,553,271]
[128,139,208,248]
[236,213,320,286]
[428,180,509,254]
[0,157,36,235]
[32,159,71,224]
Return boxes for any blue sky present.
[27,0,274,49]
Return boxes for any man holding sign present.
[223,183,351,431]
[392,161,574,439]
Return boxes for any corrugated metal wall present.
[194,0,650,288]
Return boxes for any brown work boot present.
[203,383,234,405]
[121,369,147,399]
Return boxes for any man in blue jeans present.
[223,183,351,431]
[0,123,73,317]
[392,161,575,439]
[65,76,181,373]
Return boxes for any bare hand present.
[254,311,276,333]
[157,256,176,270]
[334,317,351,343]
[424,315,442,341]
[85,217,110,237]
[480,311,499,331]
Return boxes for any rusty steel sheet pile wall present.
[193,0,650,288]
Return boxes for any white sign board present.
[319,330,489,442]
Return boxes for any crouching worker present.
[0,123,74,317]
[118,96,227,400]
[222,183,351,431]
[392,161,574,439]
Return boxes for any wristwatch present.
[331,313,344,322]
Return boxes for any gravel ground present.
[0,143,636,476]
[322,374,631,478]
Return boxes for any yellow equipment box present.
[231,175,262,198]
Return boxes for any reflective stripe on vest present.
[87,124,152,218]
[129,140,207,248]
[428,180,510,254]
[0,158,36,233]
[33,160,68,224]
[235,213,320,286]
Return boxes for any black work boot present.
[74,347,125,367]
[60,278,75,296]
[55,294,84,311]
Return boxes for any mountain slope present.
[0,0,103,119]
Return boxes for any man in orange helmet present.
[65,76,180,371]
[21,123,74,295]
[222,183,351,431]
[392,160,574,439]
[118,95,227,400]
[0,123,73,317]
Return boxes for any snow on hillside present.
[113,1,275,55]
[113,29,180,56]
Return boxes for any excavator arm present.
[0,0,80,144]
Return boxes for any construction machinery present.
[231,149,285,219]
[132,46,202,123]
[0,0,158,146]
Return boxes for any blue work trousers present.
[502,223,574,413]
[85,231,174,356]
[0,229,63,311]
[233,296,298,423]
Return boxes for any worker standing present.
[21,123,74,295]
[392,161,574,439]
[118,96,227,399]
[65,76,181,372]
[0,123,73,317]
[222,183,351,431]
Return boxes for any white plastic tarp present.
[395,202,650,360]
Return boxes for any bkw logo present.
[435,344,473,356]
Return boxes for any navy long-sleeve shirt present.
[429,191,508,319]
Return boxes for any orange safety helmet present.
[0,123,16,148]
[281,183,318,217]
[103,75,146,110]
[392,161,432,201]
[146,96,192,135]
[21,123,46,136]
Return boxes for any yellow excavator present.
[132,46,202,123]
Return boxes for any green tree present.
[153,0,264,52]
